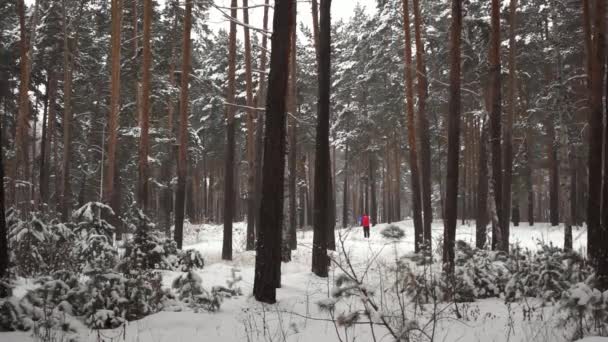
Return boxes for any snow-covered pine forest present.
[0,0,607,341]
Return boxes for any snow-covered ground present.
[0,220,593,342]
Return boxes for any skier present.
[362,214,370,238]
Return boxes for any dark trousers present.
[363,226,370,238]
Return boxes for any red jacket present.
[362,215,370,227]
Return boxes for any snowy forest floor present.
[0,220,598,342]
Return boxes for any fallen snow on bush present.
[1,220,590,342]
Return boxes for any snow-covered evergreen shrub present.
[72,202,115,239]
[43,222,78,272]
[9,210,79,276]
[71,202,119,275]
[83,271,128,328]
[392,256,437,305]
[119,209,179,272]
[177,249,205,271]
[560,280,608,339]
[172,271,221,312]
[381,224,405,240]
[505,242,589,303]
[78,234,118,275]
[73,206,165,328]
[0,267,15,299]
[0,271,84,333]
[9,214,51,276]
[451,241,511,302]
[0,297,22,331]
[211,268,242,299]
[84,268,167,327]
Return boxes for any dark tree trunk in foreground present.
[413,0,432,246]
[443,0,462,275]
[312,0,332,278]
[476,117,489,249]
[13,0,32,208]
[548,121,559,227]
[489,0,504,251]
[525,137,534,226]
[0,119,7,284]
[253,0,294,304]
[402,0,423,252]
[243,0,256,251]
[60,0,74,221]
[138,0,152,212]
[222,0,237,261]
[287,0,298,251]
[342,146,349,228]
[327,168,336,251]
[502,0,517,247]
[105,0,122,221]
[40,74,57,208]
[254,0,270,244]
[174,0,192,249]
[586,0,608,290]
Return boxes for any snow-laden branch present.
[210,2,272,37]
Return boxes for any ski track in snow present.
[0,221,594,342]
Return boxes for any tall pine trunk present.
[39,74,57,208]
[401,0,423,252]
[13,0,36,209]
[222,0,237,261]
[287,0,298,252]
[243,0,256,251]
[138,0,152,212]
[489,0,504,251]
[342,146,349,228]
[253,0,294,304]
[60,0,74,221]
[105,0,122,220]
[0,117,7,284]
[370,154,377,226]
[254,0,270,243]
[311,0,332,278]
[502,0,517,249]
[548,118,559,226]
[525,136,534,226]
[443,0,462,275]
[174,0,192,249]
[476,116,489,249]
[586,0,607,289]
[413,0,432,245]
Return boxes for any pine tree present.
[586,0,608,290]
[413,0,432,246]
[253,0,270,244]
[489,0,504,251]
[443,0,462,275]
[174,0,192,249]
[401,0,423,253]
[222,0,237,261]
[311,0,332,278]
[105,0,122,219]
[0,117,7,282]
[287,0,298,253]
[253,0,294,304]
[138,0,152,212]
[60,0,75,221]
[502,0,517,242]
[243,0,256,251]
[476,116,489,249]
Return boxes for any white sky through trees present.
[208,0,376,36]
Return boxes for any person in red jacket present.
[362,214,371,238]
